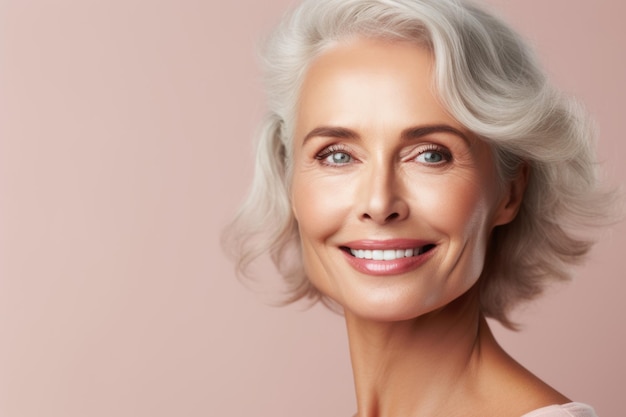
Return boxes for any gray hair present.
[224,0,615,328]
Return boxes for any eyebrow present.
[302,124,471,145]
[302,126,358,143]
[401,125,470,144]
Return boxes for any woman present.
[225,0,613,415]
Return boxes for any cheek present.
[291,173,353,239]
[290,175,349,295]
[412,176,489,228]
[413,177,495,268]
[439,191,490,238]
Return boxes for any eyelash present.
[314,144,353,166]
[313,143,453,166]
[414,144,452,165]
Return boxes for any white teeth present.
[349,247,425,260]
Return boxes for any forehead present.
[295,37,466,138]
[305,37,432,80]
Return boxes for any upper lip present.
[340,239,434,250]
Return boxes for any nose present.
[358,162,409,224]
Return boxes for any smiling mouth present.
[341,244,436,261]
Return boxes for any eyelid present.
[314,143,356,166]
[412,143,452,163]
[315,143,351,159]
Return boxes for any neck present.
[345,289,493,417]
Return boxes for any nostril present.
[361,212,401,223]
[385,212,399,221]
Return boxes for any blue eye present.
[315,145,354,166]
[415,146,451,165]
[327,152,352,164]
[417,151,444,164]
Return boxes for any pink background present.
[0,0,624,416]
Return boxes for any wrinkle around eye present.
[310,141,362,167]
[399,141,452,166]
[416,151,446,164]
[323,151,353,165]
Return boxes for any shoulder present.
[521,402,598,417]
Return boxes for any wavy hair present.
[223,0,615,328]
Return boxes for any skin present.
[290,38,568,417]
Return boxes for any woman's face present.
[290,38,518,321]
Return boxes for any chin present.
[329,279,482,324]
[335,291,457,323]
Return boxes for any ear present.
[493,163,529,227]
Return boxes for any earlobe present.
[493,163,529,227]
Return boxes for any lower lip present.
[341,247,436,276]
